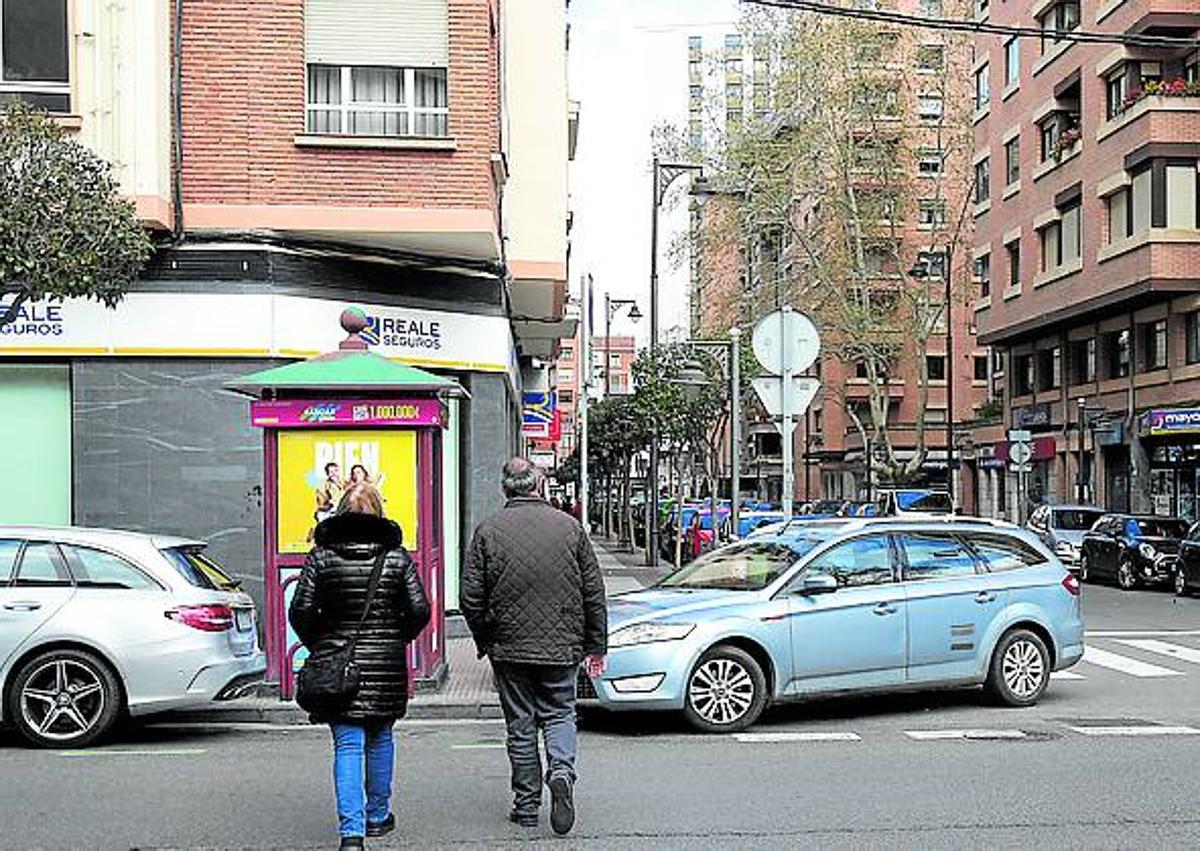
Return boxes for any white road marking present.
[1086,629,1200,637]
[1070,726,1200,737]
[450,743,507,750]
[1050,671,1086,680]
[733,732,862,743]
[1081,646,1184,678]
[1113,638,1200,667]
[904,729,1026,741]
[58,748,209,757]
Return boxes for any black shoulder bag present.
[295,549,388,717]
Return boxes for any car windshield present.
[1135,519,1188,539]
[811,501,845,514]
[1054,509,1103,531]
[656,541,812,591]
[162,547,241,590]
[898,491,953,512]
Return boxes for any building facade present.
[0,0,573,613]
[973,0,1200,521]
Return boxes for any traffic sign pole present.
[781,306,794,517]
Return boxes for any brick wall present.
[179,0,498,212]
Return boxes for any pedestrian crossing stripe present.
[1050,671,1085,680]
[1113,638,1200,667]
[904,729,1026,740]
[733,732,861,743]
[1081,646,1184,678]
[1069,725,1200,737]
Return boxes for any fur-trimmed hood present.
[313,512,403,554]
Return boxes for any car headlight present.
[1138,543,1157,560]
[609,622,695,648]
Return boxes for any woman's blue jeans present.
[330,721,394,837]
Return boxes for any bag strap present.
[346,548,389,655]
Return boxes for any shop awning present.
[227,348,467,399]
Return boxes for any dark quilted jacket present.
[288,513,431,722]
[461,497,607,665]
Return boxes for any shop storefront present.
[1140,408,1200,522]
[0,261,522,617]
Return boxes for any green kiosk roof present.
[226,309,468,398]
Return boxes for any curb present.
[162,697,503,726]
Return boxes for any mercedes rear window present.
[1053,509,1103,531]
[162,547,240,590]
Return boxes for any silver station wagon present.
[0,526,265,747]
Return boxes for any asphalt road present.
[2,583,1199,850]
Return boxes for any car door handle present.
[3,602,42,612]
[873,603,899,616]
[975,592,997,604]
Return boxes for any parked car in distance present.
[1078,514,1189,590]
[584,517,1083,733]
[0,526,266,747]
[1027,504,1105,570]
[875,489,954,517]
[1175,523,1200,597]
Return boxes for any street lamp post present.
[909,250,954,497]
[647,156,710,567]
[684,331,743,543]
[603,293,642,398]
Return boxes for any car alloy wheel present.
[985,628,1050,707]
[1117,559,1138,591]
[1176,569,1189,597]
[683,645,767,733]
[9,649,122,749]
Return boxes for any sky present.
[568,0,740,346]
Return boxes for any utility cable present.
[743,0,1200,49]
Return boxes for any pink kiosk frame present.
[230,311,458,698]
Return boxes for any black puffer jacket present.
[289,513,431,722]
[461,497,607,665]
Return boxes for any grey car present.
[0,526,266,748]
[1026,505,1105,570]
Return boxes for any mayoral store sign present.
[0,292,516,380]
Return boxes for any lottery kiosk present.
[229,309,462,697]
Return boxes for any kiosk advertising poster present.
[276,429,420,555]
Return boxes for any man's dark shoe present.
[366,813,395,837]
[548,776,575,836]
[338,838,364,850]
[508,809,539,828]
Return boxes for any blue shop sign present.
[1143,408,1200,437]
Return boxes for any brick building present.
[972,0,1200,521]
[0,0,574,611]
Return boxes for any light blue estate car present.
[585,518,1084,732]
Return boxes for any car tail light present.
[166,604,234,632]
[1062,573,1081,596]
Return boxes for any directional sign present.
[1007,429,1032,443]
[752,309,821,375]
[1009,442,1033,465]
[1010,461,1033,474]
[752,376,820,427]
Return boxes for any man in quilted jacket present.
[461,457,608,836]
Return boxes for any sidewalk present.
[172,534,657,726]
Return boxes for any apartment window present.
[1188,58,1199,84]
[1039,118,1060,163]
[1038,0,1080,54]
[974,253,991,298]
[1006,240,1020,289]
[1110,160,1199,241]
[927,355,946,381]
[855,32,898,65]
[724,33,742,50]
[559,389,574,405]
[1004,137,1020,185]
[1037,347,1061,391]
[1188,312,1200,364]
[0,0,69,111]
[974,64,991,110]
[1069,338,1096,384]
[917,45,945,71]
[1167,162,1199,229]
[726,82,743,105]
[1140,319,1168,372]
[1103,329,1131,379]
[974,356,989,381]
[1105,69,1128,120]
[920,0,943,15]
[974,158,991,204]
[1013,354,1034,396]
[975,0,990,15]
[855,83,899,117]
[919,95,944,122]
[918,147,944,175]
[1004,37,1020,87]
[1040,199,1081,273]
[304,0,449,137]
[918,199,946,228]
[1107,186,1131,243]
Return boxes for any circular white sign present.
[751,309,821,375]
[1009,442,1033,465]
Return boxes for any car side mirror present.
[796,574,838,595]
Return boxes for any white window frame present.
[918,95,944,122]
[305,65,449,138]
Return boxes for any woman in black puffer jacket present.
[289,484,430,850]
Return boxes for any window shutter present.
[305,0,449,68]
